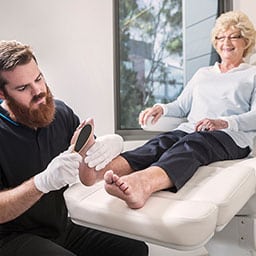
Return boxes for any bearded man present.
[0,40,148,256]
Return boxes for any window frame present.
[113,0,233,141]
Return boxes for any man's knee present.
[119,240,148,256]
[0,234,76,256]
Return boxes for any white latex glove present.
[34,146,82,193]
[84,134,123,171]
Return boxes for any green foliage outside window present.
[117,0,183,129]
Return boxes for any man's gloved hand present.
[84,134,123,171]
[34,146,82,193]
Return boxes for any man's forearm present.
[0,178,43,224]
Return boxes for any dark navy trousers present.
[0,219,148,256]
[121,130,250,191]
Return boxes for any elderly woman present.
[84,11,256,209]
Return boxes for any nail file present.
[74,124,92,153]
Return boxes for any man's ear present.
[0,90,5,100]
[0,90,6,100]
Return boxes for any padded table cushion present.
[65,182,218,249]
[163,158,256,230]
[64,157,256,249]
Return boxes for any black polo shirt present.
[0,99,80,240]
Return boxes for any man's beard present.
[5,86,55,129]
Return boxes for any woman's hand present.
[139,105,164,126]
[195,118,228,131]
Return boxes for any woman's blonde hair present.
[211,11,256,57]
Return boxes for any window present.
[114,0,232,140]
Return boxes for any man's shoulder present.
[54,99,74,114]
[53,99,79,123]
[54,99,68,109]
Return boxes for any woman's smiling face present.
[215,28,247,63]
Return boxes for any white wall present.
[0,0,256,139]
[233,0,256,25]
[0,0,114,137]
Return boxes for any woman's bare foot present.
[104,170,152,209]
[70,118,97,186]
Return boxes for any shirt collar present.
[213,62,253,73]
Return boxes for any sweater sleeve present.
[162,70,199,118]
[220,76,256,132]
